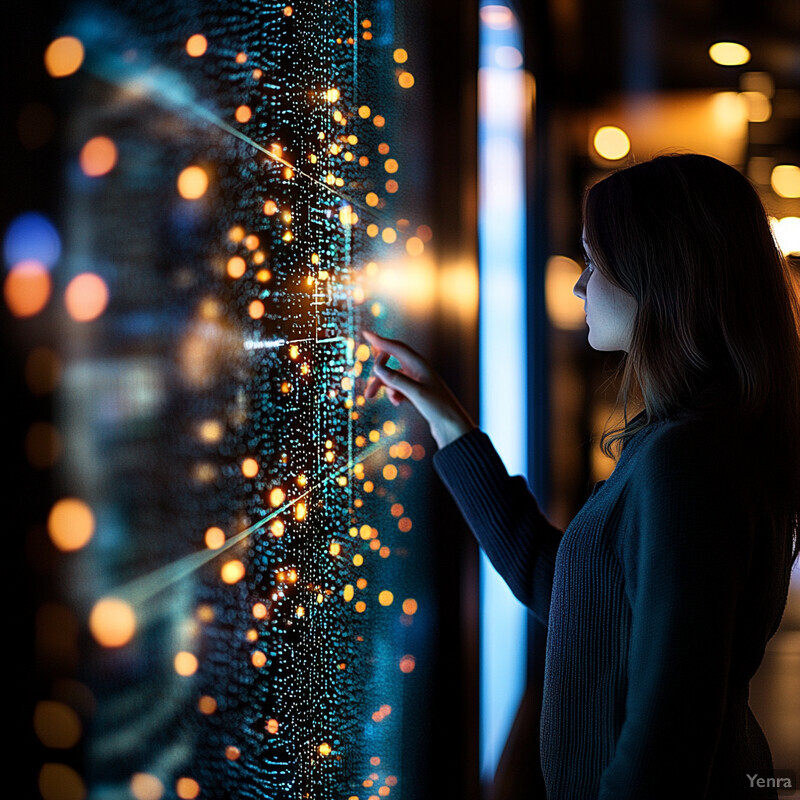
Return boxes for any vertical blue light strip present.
[477,3,528,785]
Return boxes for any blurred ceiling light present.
[771,165,800,198]
[739,91,771,123]
[740,71,775,98]
[545,256,585,330]
[711,91,748,131]
[771,217,800,256]
[593,126,631,160]
[709,41,751,66]
[480,5,515,30]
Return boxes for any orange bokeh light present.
[44,36,84,77]
[4,260,51,317]
[47,497,95,551]
[204,526,225,549]
[242,457,259,477]
[89,597,136,647]
[221,560,246,584]
[186,34,207,57]
[177,166,209,199]
[79,136,117,177]
[64,272,109,322]
[235,105,252,123]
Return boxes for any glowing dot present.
[225,746,241,761]
[89,597,136,647]
[205,526,225,549]
[130,773,164,800]
[339,205,358,226]
[269,487,285,506]
[198,696,217,714]
[330,541,341,555]
[325,87,341,102]
[235,105,252,123]
[295,501,306,520]
[252,68,262,79]
[235,52,247,64]
[264,199,278,215]
[251,651,267,667]
[4,260,51,317]
[47,497,94,551]
[284,5,293,16]
[378,788,390,797]
[266,718,279,733]
[227,256,246,278]
[64,272,108,322]
[398,71,414,88]
[771,165,800,198]
[39,764,85,800]
[480,5,514,29]
[33,701,82,748]
[249,299,265,319]
[353,554,364,566]
[319,742,332,756]
[379,546,390,558]
[393,48,408,63]
[229,225,245,242]
[709,41,751,66]
[185,34,207,57]
[196,604,214,622]
[406,237,424,256]
[79,136,117,177]
[398,517,412,532]
[177,166,209,199]
[355,600,367,613]
[384,158,399,174]
[417,224,433,242]
[358,106,372,120]
[399,654,416,673]
[175,778,200,800]
[174,651,198,676]
[44,36,84,78]
[373,115,385,127]
[378,590,394,606]
[386,776,398,786]
[241,458,259,477]
[344,584,354,602]
[402,598,418,614]
[221,559,246,584]
[382,228,397,244]
[385,179,399,193]
[593,126,630,160]
[383,464,398,480]
[253,602,267,618]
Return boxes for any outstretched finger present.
[361,330,430,376]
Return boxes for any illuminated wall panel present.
[16,0,444,796]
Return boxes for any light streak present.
[106,434,400,606]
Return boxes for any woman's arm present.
[361,330,562,625]
[433,428,562,625]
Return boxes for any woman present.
[362,154,800,800]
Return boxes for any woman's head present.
[582,153,800,422]
[582,152,800,563]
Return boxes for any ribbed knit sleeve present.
[598,421,755,800]
[432,428,562,626]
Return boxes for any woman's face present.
[573,229,638,352]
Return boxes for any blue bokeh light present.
[4,212,62,269]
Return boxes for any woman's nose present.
[573,269,588,300]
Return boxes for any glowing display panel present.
[29,0,437,796]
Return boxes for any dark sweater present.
[432,412,791,799]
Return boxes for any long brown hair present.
[582,153,800,565]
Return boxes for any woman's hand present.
[361,330,479,450]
